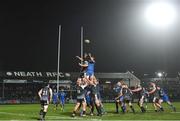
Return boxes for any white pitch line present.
[0,112,27,117]
[170,112,180,113]
[47,115,83,119]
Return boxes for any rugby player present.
[59,89,66,111]
[72,78,88,117]
[131,84,149,113]
[158,86,176,112]
[115,84,135,113]
[114,81,125,113]
[38,83,52,121]
[52,89,59,110]
[148,82,164,112]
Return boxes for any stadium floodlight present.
[144,1,177,28]
[157,72,163,77]
[105,81,111,84]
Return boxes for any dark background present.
[0,0,180,75]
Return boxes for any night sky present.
[0,0,180,75]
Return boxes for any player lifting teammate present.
[72,78,88,117]
[114,81,125,113]
[115,84,135,113]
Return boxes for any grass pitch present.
[0,102,180,120]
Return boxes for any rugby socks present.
[169,104,176,112]
[121,106,125,113]
[95,104,101,115]
[115,102,119,113]
[39,109,43,119]
[72,111,76,117]
[91,106,94,114]
[130,106,135,113]
[101,106,106,114]
[42,112,46,119]
[160,107,164,111]
[140,106,146,113]
[123,105,126,112]
[62,104,64,111]
[173,107,176,112]
[97,106,102,116]
[39,109,43,115]
[82,111,86,116]
[73,111,76,114]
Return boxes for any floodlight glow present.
[157,72,163,77]
[144,2,177,28]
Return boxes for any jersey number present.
[42,90,48,96]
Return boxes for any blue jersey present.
[52,92,59,103]
[159,88,169,102]
[159,88,167,97]
[86,61,95,76]
[59,92,66,101]
[114,85,122,94]
[114,85,123,101]
[86,94,91,104]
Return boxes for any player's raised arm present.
[79,61,88,67]
[38,89,42,99]
[148,83,156,94]
[49,88,53,102]
[131,86,142,92]
[88,53,95,63]
[76,56,83,61]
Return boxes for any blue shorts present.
[86,98,91,105]
[162,95,169,102]
[53,100,58,104]
[60,99,65,104]
[86,71,94,77]
[119,96,124,102]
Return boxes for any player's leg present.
[59,100,62,111]
[120,99,125,113]
[99,99,106,115]
[90,98,95,115]
[94,95,102,116]
[163,95,176,112]
[156,99,164,111]
[115,99,120,113]
[53,101,58,110]
[119,96,126,113]
[61,99,65,111]
[86,101,92,115]
[139,96,146,112]
[144,97,148,109]
[42,105,49,120]
[128,101,135,113]
[56,101,58,110]
[39,102,44,120]
[72,102,81,117]
[82,100,87,116]
[39,100,49,121]
[166,100,176,112]
[153,97,158,112]
[97,93,106,115]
